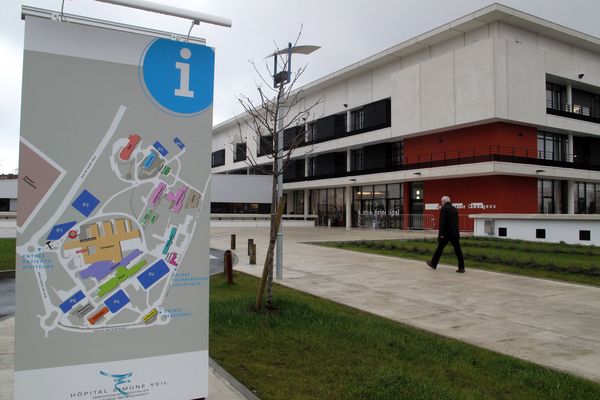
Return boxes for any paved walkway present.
[0,220,16,239]
[0,316,256,400]
[212,226,600,383]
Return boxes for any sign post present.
[15,6,221,399]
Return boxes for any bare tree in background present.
[233,30,322,311]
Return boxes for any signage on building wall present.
[425,202,497,210]
[15,10,213,399]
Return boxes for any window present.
[498,227,507,237]
[391,141,403,166]
[307,152,346,178]
[546,82,566,110]
[353,183,403,229]
[211,149,225,167]
[292,190,304,214]
[351,148,363,171]
[572,89,600,118]
[306,122,317,143]
[257,136,273,157]
[580,230,591,241]
[350,108,364,131]
[283,159,305,182]
[573,136,600,166]
[334,114,347,135]
[234,142,247,162]
[283,125,306,150]
[309,188,346,226]
[537,132,567,161]
[538,180,566,214]
[249,165,272,175]
[576,182,600,214]
[536,229,546,239]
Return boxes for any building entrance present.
[409,182,424,229]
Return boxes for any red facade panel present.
[403,122,538,163]
[422,175,538,231]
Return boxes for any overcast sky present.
[1,0,600,174]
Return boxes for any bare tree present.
[234,30,322,311]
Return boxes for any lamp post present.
[267,43,319,280]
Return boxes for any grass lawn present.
[210,272,600,399]
[0,238,16,271]
[318,237,600,286]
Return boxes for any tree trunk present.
[254,196,286,311]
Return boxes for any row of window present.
[538,179,600,214]
[546,81,600,121]
[212,98,392,167]
[498,227,591,241]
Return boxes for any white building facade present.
[211,4,600,241]
[0,178,18,213]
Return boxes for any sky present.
[1,0,600,174]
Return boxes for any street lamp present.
[266,42,319,280]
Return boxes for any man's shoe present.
[456,268,465,273]
[426,261,437,270]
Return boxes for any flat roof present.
[214,2,600,132]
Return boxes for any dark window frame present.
[234,142,247,163]
[211,149,225,167]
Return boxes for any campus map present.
[17,106,209,336]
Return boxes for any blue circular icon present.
[140,38,214,116]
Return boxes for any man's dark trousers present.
[431,237,465,270]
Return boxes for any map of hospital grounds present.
[17,106,208,336]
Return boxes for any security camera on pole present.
[235,35,319,311]
[270,43,320,282]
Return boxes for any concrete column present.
[305,157,309,178]
[566,82,573,107]
[304,189,310,218]
[567,133,575,214]
[345,185,352,230]
[347,149,352,172]
[568,133,574,163]
[346,110,351,132]
[568,181,576,214]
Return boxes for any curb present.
[209,358,261,400]
[0,270,15,279]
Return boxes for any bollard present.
[249,244,256,265]
[230,234,236,249]
[247,238,254,256]
[224,250,233,284]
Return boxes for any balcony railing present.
[283,144,600,183]
[546,99,600,124]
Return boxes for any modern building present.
[211,3,600,232]
[0,178,18,212]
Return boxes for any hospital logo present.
[100,370,133,397]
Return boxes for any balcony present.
[301,98,392,147]
[283,144,600,183]
[546,99,600,124]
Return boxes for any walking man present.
[427,196,465,273]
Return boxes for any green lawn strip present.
[318,239,600,286]
[0,238,16,271]
[460,236,600,256]
[210,273,600,400]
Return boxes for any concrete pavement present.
[211,226,600,383]
[0,316,258,400]
[0,220,16,239]
[0,244,253,399]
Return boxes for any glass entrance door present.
[409,182,424,229]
